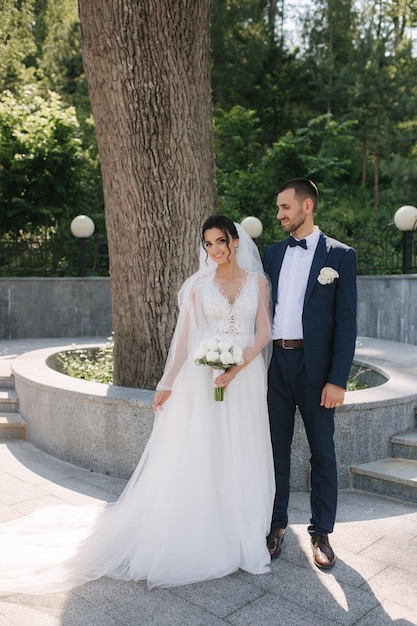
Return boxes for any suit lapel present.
[304,233,329,306]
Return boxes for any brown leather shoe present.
[311,533,336,569]
[267,527,285,559]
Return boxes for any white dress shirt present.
[272,227,320,340]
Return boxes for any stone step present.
[0,359,15,389]
[350,458,417,504]
[0,375,14,389]
[390,429,417,461]
[0,390,19,413]
[0,413,27,440]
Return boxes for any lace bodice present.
[198,273,259,346]
[157,270,269,390]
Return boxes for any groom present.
[263,178,357,569]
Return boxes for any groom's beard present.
[280,213,306,235]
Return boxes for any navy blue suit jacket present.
[263,232,357,389]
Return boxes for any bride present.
[0,214,274,594]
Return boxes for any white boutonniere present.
[317,267,339,285]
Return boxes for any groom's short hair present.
[279,178,319,212]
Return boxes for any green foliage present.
[211,0,417,270]
[215,110,357,243]
[0,85,99,234]
[0,0,87,108]
[210,0,311,143]
[0,0,38,90]
[0,0,103,273]
[347,359,390,391]
[35,1,91,128]
[215,105,262,173]
[211,0,271,106]
[1,0,417,275]
[54,338,114,384]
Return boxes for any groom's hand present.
[320,383,345,410]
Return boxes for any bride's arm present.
[153,290,194,411]
[244,273,272,362]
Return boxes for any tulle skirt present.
[0,354,274,594]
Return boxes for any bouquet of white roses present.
[193,338,244,401]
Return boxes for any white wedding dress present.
[0,272,274,594]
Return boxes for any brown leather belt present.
[274,339,304,349]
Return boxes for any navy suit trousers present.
[268,345,338,535]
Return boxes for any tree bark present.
[78,0,217,388]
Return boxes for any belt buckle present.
[282,339,294,350]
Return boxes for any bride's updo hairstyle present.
[201,214,239,264]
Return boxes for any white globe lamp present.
[240,216,263,239]
[393,205,417,274]
[70,215,95,238]
[394,205,417,232]
[70,215,95,276]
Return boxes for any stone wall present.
[0,275,416,344]
[357,275,416,345]
[0,278,112,339]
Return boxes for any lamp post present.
[393,205,417,274]
[70,215,95,277]
[240,216,263,239]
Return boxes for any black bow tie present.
[288,236,307,249]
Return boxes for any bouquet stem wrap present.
[213,369,225,401]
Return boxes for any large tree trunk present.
[78,0,217,388]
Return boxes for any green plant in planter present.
[55,336,114,384]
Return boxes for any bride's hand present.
[153,389,171,412]
[214,362,246,390]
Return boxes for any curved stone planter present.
[13,343,154,479]
[12,337,417,489]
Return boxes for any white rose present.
[220,351,234,366]
[206,350,220,363]
[217,340,232,352]
[231,346,244,364]
[203,338,218,351]
[193,346,207,360]
[317,267,339,285]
